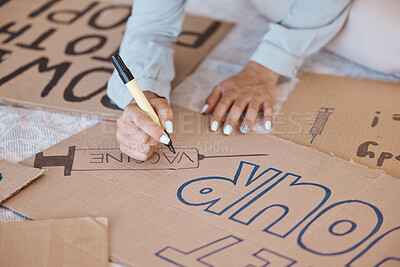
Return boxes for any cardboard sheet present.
[0,0,233,119]
[0,159,44,203]
[0,217,109,267]
[3,105,400,266]
[274,73,400,178]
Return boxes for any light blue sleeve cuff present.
[106,0,186,110]
[107,71,171,110]
[250,40,304,78]
[139,79,172,103]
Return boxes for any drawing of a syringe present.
[310,107,334,144]
[34,147,268,176]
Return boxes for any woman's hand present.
[201,61,279,135]
[116,92,173,161]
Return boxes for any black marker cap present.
[110,53,134,84]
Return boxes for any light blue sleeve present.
[107,0,186,109]
[250,0,352,77]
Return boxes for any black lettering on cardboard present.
[101,94,122,110]
[47,2,99,25]
[0,0,10,9]
[163,152,179,164]
[393,114,400,121]
[106,153,123,163]
[65,34,107,55]
[176,21,221,48]
[63,67,113,102]
[126,156,145,164]
[150,152,160,164]
[90,153,104,163]
[16,28,56,51]
[34,146,75,176]
[88,4,131,30]
[0,22,31,44]
[178,152,195,164]
[0,56,71,97]
[0,48,11,63]
[377,152,393,167]
[371,111,380,127]
[28,0,61,18]
[357,141,378,159]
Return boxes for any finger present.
[210,95,234,132]
[202,84,222,114]
[117,115,157,146]
[124,104,171,146]
[116,130,153,154]
[120,143,154,161]
[263,101,274,133]
[151,98,174,134]
[240,101,262,134]
[223,99,249,135]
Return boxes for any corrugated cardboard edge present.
[298,72,400,85]
[2,216,108,227]
[267,132,390,177]
[0,98,121,120]
[0,217,109,267]
[273,72,400,177]
[0,162,45,205]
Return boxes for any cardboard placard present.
[0,217,109,267]
[4,105,400,266]
[274,73,400,178]
[0,0,233,119]
[0,160,44,203]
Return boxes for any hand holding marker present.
[110,53,176,154]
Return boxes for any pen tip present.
[169,145,176,154]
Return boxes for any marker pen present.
[110,53,176,154]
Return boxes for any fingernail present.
[200,104,208,114]
[160,135,171,145]
[223,125,232,135]
[265,120,272,133]
[241,124,249,134]
[211,120,219,132]
[165,120,173,133]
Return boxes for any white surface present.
[1,0,399,265]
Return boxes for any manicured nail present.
[165,120,173,133]
[265,120,272,133]
[211,120,218,132]
[160,135,171,145]
[241,124,249,134]
[200,104,208,114]
[223,125,232,135]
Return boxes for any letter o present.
[65,34,107,55]
[329,220,357,236]
[88,5,131,30]
[63,67,113,102]
[297,200,383,256]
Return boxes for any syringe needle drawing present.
[310,107,334,144]
[33,146,269,176]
